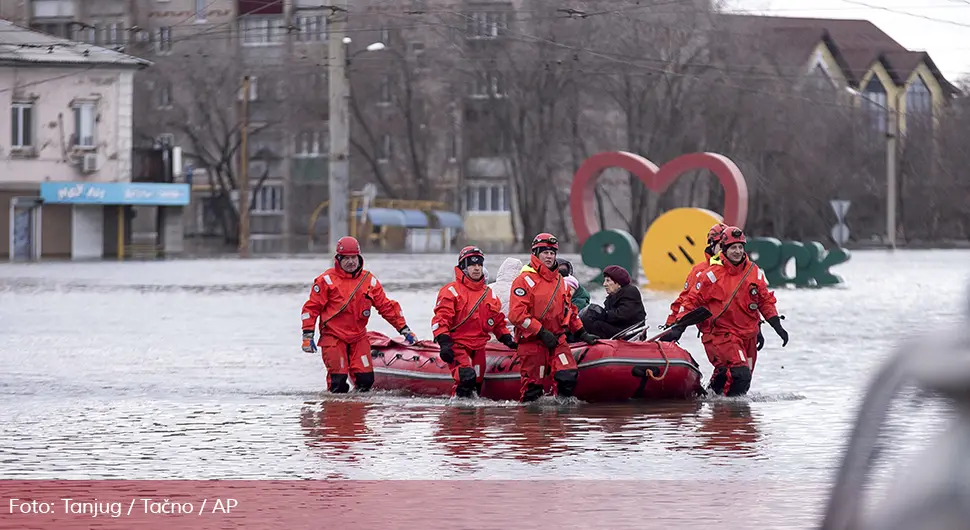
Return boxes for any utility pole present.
[886,104,897,251]
[328,1,350,252]
[239,75,251,258]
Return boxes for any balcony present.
[32,0,75,19]
[465,156,509,178]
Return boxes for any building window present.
[196,0,207,22]
[465,10,507,39]
[238,76,258,101]
[253,184,284,213]
[379,75,392,104]
[11,102,34,149]
[155,27,172,53]
[470,71,505,98]
[296,15,325,41]
[241,16,283,45]
[72,102,96,148]
[861,76,887,134]
[156,82,172,109]
[465,183,510,212]
[906,75,932,120]
[379,26,390,44]
[378,134,391,162]
[295,130,327,157]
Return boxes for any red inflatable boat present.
[366,331,706,402]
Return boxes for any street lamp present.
[327,32,384,253]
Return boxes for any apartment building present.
[0,20,194,261]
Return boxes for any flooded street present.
[0,249,965,528]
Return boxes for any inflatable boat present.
[366,331,706,402]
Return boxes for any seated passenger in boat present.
[556,258,590,311]
[580,265,646,339]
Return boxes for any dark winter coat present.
[580,284,647,339]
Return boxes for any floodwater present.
[0,250,966,528]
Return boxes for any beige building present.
[0,19,192,261]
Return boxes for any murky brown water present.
[0,249,964,527]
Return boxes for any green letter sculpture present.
[580,229,640,284]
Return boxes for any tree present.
[133,50,279,244]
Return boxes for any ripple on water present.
[0,250,964,528]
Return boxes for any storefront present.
[3,182,190,261]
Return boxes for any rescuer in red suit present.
[301,236,418,393]
[663,223,766,351]
[664,222,726,328]
[508,233,599,402]
[431,246,518,398]
[661,227,789,396]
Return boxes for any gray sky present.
[727,0,970,84]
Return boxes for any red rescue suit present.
[508,255,584,401]
[680,254,779,396]
[665,251,720,329]
[301,262,408,392]
[431,267,511,397]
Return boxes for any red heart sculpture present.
[569,151,749,244]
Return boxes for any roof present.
[0,19,152,69]
[717,14,957,95]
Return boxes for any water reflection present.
[299,399,373,456]
[694,400,762,457]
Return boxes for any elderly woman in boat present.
[580,265,647,339]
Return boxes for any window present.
[409,41,427,68]
[156,82,172,108]
[99,22,125,45]
[11,102,33,149]
[253,184,284,213]
[379,26,390,43]
[72,102,96,148]
[465,10,506,39]
[377,134,391,162]
[295,130,327,156]
[241,16,283,45]
[196,0,207,22]
[907,75,932,119]
[155,27,172,53]
[238,76,258,101]
[470,71,505,98]
[465,183,510,212]
[861,77,887,134]
[379,75,392,104]
[296,15,325,42]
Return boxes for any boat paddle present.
[644,307,712,342]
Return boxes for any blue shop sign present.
[40,182,191,206]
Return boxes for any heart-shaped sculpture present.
[569,151,749,244]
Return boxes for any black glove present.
[498,334,517,350]
[767,316,788,347]
[536,328,559,349]
[435,334,455,363]
[756,329,765,351]
[659,325,684,342]
[576,328,599,345]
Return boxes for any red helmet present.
[335,236,361,257]
[707,223,727,245]
[721,226,746,248]
[531,232,559,254]
[457,245,485,268]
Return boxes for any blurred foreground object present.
[819,294,970,530]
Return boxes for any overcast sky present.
[726,0,970,84]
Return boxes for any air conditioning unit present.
[80,153,98,173]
